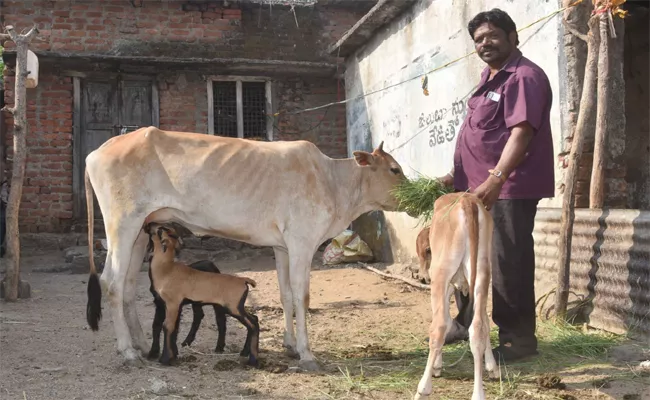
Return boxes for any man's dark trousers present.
[452,198,540,351]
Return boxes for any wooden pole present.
[588,14,611,209]
[0,25,39,301]
[555,16,600,319]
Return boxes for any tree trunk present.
[0,25,38,301]
[589,14,611,209]
[555,16,600,319]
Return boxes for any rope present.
[269,0,584,118]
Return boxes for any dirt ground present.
[1,248,649,400]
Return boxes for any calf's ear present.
[353,151,375,167]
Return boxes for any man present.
[436,8,555,362]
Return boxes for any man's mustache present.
[480,47,495,54]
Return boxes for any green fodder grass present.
[391,175,454,226]
[324,320,623,399]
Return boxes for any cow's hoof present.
[414,393,429,400]
[298,360,321,372]
[122,349,145,368]
[283,346,299,359]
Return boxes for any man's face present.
[472,22,515,66]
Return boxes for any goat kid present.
[414,193,500,400]
[147,253,237,359]
[147,223,260,367]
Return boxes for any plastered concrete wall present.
[345,0,566,264]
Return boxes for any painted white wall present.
[345,0,565,263]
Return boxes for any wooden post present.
[588,14,610,209]
[555,16,600,319]
[0,25,39,301]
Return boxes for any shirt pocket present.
[469,96,503,131]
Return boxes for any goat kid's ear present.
[161,239,168,253]
[353,151,375,167]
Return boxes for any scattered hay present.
[337,344,397,361]
[536,374,566,390]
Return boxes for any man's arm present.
[493,122,534,180]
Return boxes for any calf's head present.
[415,226,432,284]
[353,141,408,212]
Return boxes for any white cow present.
[84,126,409,370]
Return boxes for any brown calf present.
[414,193,500,400]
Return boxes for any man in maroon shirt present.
[436,8,555,362]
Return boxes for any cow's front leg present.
[288,249,319,371]
[274,247,298,357]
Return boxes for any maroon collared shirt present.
[453,50,555,199]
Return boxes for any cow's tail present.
[463,198,480,304]
[85,168,102,331]
[242,277,257,288]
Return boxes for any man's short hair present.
[468,8,519,46]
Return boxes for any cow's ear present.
[353,151,374,167]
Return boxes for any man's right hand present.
[435,172,454,188]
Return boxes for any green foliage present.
[391,174,454,226]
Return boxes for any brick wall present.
[1,0,363,233]
[2,69,74,233]
[1,0,369,62]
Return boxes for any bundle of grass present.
[391,174,454,225]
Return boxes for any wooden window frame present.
[206,75,273,141]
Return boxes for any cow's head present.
[353,141,408,212]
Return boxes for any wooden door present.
[72,75,158,230]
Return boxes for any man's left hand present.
[473,175,503,210]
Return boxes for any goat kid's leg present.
[288,246,319,371]
[160,301,180,365]
[274,247,297,357]
[148,297,166,359]
[415,282,452,399]
[104,222,144,366]
[124,230,150,356]
[181,303,204,348]
[171,305,182,358]
[240,313,258,357]
[214,306,227,353]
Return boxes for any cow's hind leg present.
[273,247,298,357]
[103,219,145,366]
[124,230,150,356]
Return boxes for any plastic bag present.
[322,230,373,265]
